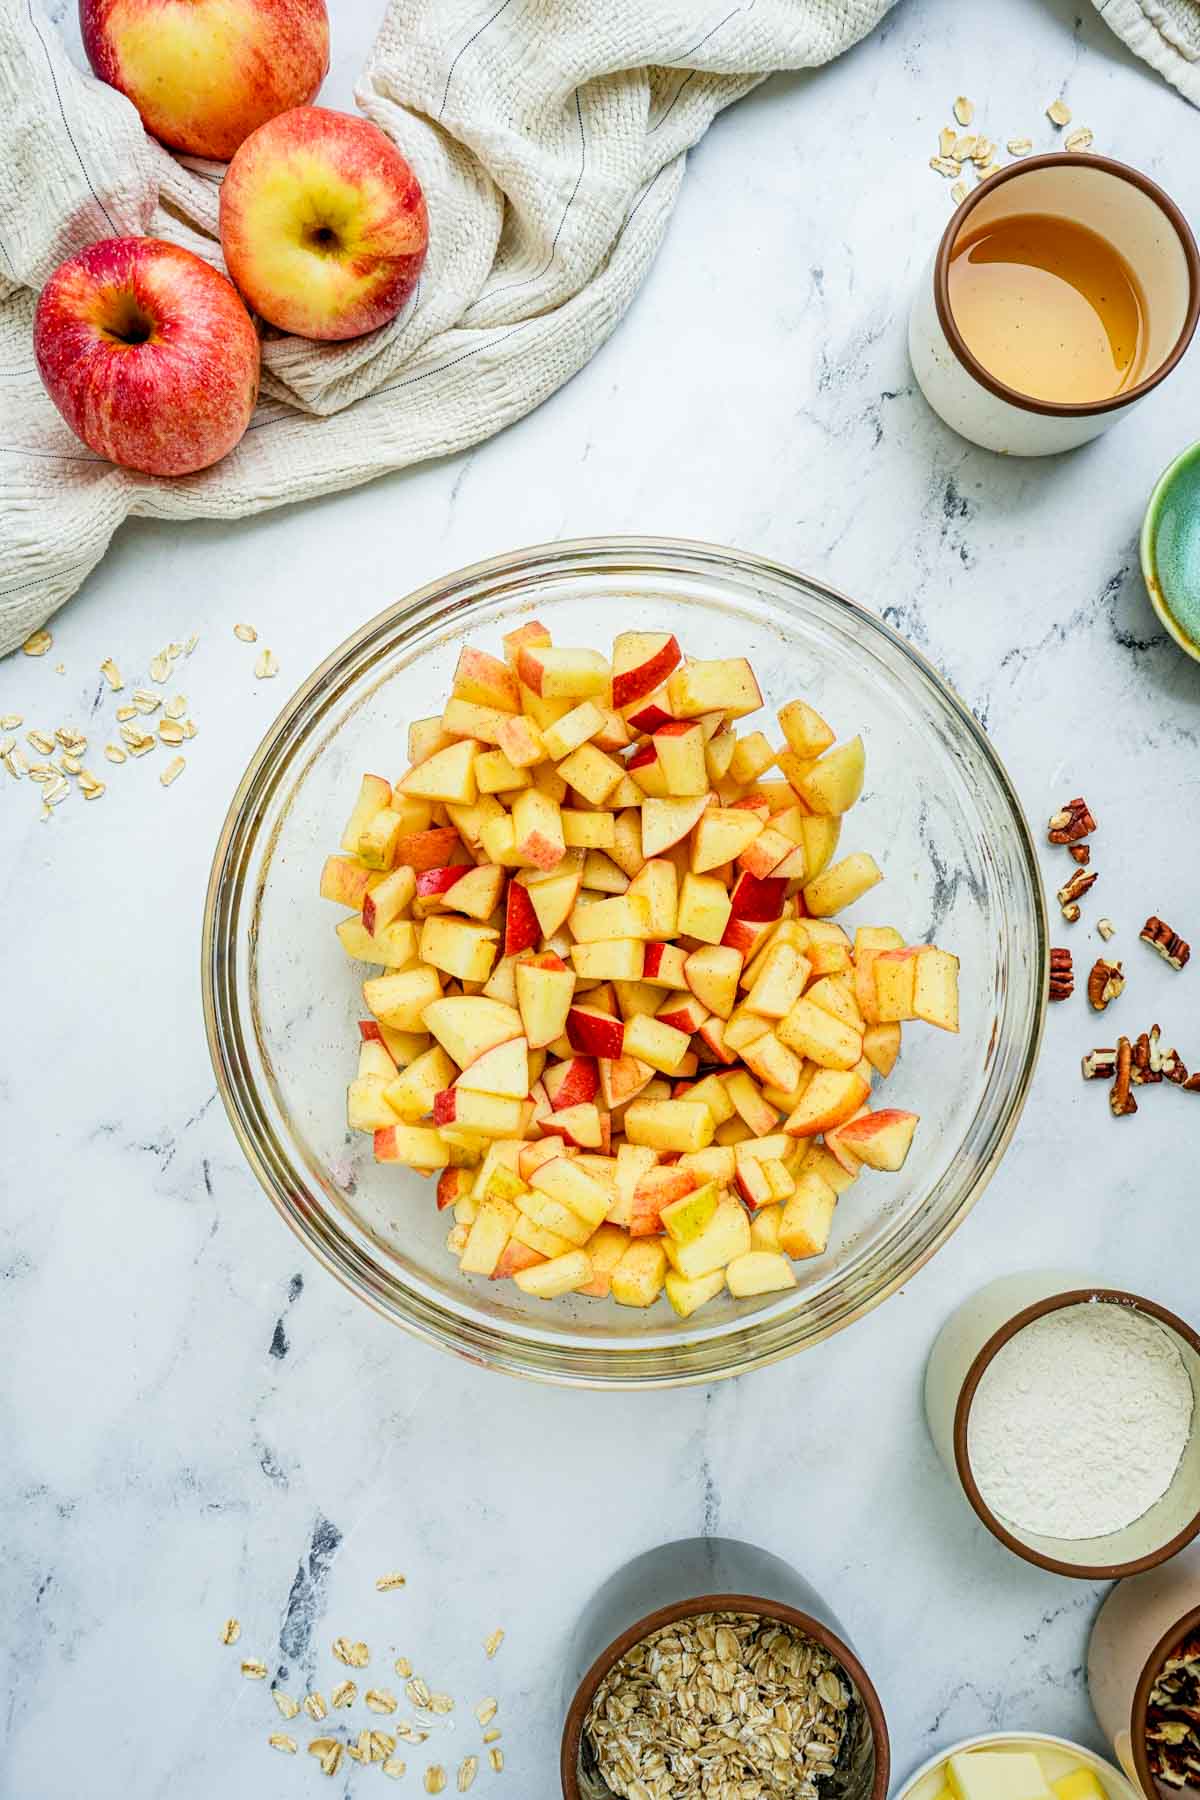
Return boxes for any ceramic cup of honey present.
[909,153,1199,455]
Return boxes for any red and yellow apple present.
[34,237,259,475]
[220,107,428,340]
[80,0,329,161]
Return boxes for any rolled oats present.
[395,1657,414,1679]
[483,1630,505,1660]
[332,1680,357,1709]
[488,1748,504,1773]
[457,1754,478,1791]
[333,1637,370,1668]
[165,694,187,719]
[0,714,22,729]
[268,1733,297,1754]
[377,1572,408,1591]
[160,755,185,787]
[954,95,974,125]
[234,623,258,643]
[425,1767,446,1795]
[304,1691,328,1721]
[367,1688,399,1714]
[1047,97,1072,126]
[255,648,279,680]
[475,1699,498,1727]
[100,659,123,691]
[1065,127,1094,153]
[407,1678,432,1709]
[383,1758,407,1779]
[272,1689,300,1720]
[104,744,127,764]
[584,1611,852,1800]
[22,629,52,657]
[309,1737,343,1777]
[240,1659,267,1679]
[220,1618,241,1646]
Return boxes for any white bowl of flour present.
[925,1271,1200,1578]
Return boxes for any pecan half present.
[1049,947,1074,1000]
[1110,1036,1137,1116]
[1048,797,1096,844]
[1141,916,1191,970]
[1082,1048,1117,1081]
[1087,957,1124,1012]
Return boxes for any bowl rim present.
[202,533,1048,1387]
[1129,1600,1200,1800]
[953,1286,1200,1578]
[558,1592,891,1800]
[895,1730,1143,1800]
[1140,438,1200,664]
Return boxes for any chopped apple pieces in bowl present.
[322,625,961,1319]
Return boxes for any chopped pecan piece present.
[1110,1036,1137,1116]
[1058,869,1098,914]
[1184,1074,1200,1093]
[1048,797,1096,844]
[1148,1025,1188,1086]
[1082,1048,1117,1081]
[1096,916,1116,941]
[1087,958,1124,1012]
[1048,947,1074,1000]
[1131,1032,1162,1086]
[1141,916,1190,970]
[1068,843,1091,865]
[1062,903,1081,924]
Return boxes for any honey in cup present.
[948,212,1147,405]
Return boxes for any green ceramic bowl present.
[1142,441,1200,662]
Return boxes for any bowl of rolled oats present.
[560,1538,888,1800]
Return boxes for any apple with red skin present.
[504,881,539,957]
[34,238,259,475]
[656,993,709,1035]
[612,632,682,710]
[220,107,428,341]
[566,1006,625,1059]
[543,1056,598,1110]
[728,872,788,921]
[625,689,675,734]
[416,866,468,899]
[80,0,328,161]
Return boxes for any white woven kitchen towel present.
[0,0,899,653]
[1095,0,1200,107]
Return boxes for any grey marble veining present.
[3,0,1200,1794]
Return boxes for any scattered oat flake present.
[304,1692,327,1721]
[377,1572,407,1592]
[115,705,137,722]
[1007,135,1033,156]
[1047,98,1072,126]
[395,1657,413,1679]
[234,623,258,643]
[0,714,22,730]
[396,1723,430,1746]
[160,756,185,787]
[951,181,967,204]
[488,1748,503,1773]
[4,746,28,777]
[55,663,65,675]
[950,134,976,161]
[954,95,974,125]
[159,720,185,744]
[483,1630,504,1660]
[334,1637,370,1668]
[971,137,995,164]
[367,1689,398,1715]
[184,632,199,655]
[425,1768,446,1795]
[100,659,123,691]
[131,688,160,714]
[457,1756,478,1792]
[149,653,172,683]
[429,1694,454,1716]
[475,1700,497,1728]
[273,1689,300,1720]
[309,1738,343,1778]
[331,1680,357,1709]
[372,1732,397,1762]
[1065,126,1094,152]
[220,1616,241,1645]
[241,1658,267,1679]
[104,744,127,765]
[22,629,52,657]
[930,155,960,177]
[481,1730,500,1746]
[27,729,54,754]
[80,775,106,800]
[347,1730,374,1765]
[938,125,956,156]
[181,718,198,739]
[268,1734,297,1754]
[255,648,279,680]
[165,694,187,719]
[383,1760,407,1781]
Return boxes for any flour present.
[966,1300,1194,1540]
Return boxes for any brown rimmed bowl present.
[909,153,1200,455]
[1089,1544,1200,1797]
[926,1272,1200,1581]
[561,1537,889,1800]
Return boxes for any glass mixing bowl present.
[203,538,1046,1387]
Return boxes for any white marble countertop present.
[4,0,1200,1794]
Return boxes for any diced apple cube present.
[665,1267,726,1318]
[611,1239,668,1308]
[913,947,960,1031]
[725,1251,797,1298]
[666,658,762,720]
[779,1170,839,1258]
[363,965,443,1030]
[623,1099,715,1154]
[803,851,883,918]
[623,1012,692,1076]
[374,1123,451,1169]
[513,1249,593,1298]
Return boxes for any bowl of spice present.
[560,1537,888,1800]
[926,1271,1200,1578]
[1090,1542,1200,1794]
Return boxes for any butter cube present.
[947,1753,1055,1800]
[1053,1770,1107,1800]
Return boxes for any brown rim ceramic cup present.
[1089,1545,1200,1797]
[561,1538,889,1800]
[925,1273,1200,1580]
[909,153,1200,454]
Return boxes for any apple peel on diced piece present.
[320,624,962,1316]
